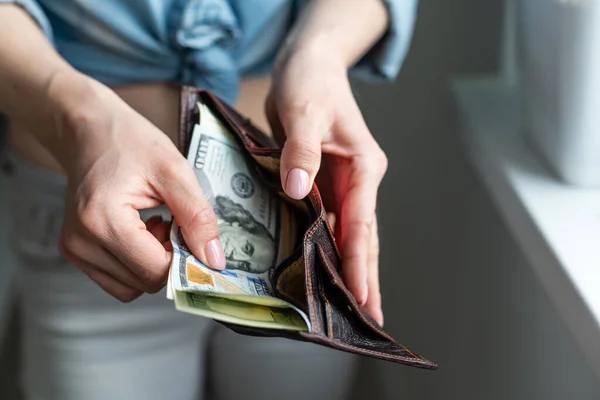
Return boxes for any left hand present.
[266,44,387,326]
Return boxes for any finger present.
[363,217,383,326]
[72,187,175,289]
[93,204,174,288]
[278,102,328,200]
[94,247,165,293]
[265,94,286,146]
[156,161,225,270]
[60,228,162,293]
[71,256,142,303]
[340,156,386,306]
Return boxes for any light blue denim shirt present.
[2,0,418,104]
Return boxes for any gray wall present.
[351,0,600,399]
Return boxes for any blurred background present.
[2,0,600,399]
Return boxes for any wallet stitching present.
[317,245,391,338]
[323,288,334,339]
[302,333,435,366]
[331,341,433,365]
[179,87,190,151]
[320,197,342,259]
[316,245,423,361]
[320,273,334,339]
[304,213,327,333]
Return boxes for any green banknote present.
[173,290,308,331]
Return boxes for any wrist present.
[274,35,348,79]
[275,0,388,77]
[45,69,99,127]
[44,70,113,169]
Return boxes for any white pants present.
[7,154,358,400]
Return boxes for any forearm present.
[0,5,87,151]
[277,0,389,70]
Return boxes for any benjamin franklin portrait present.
[213,195,276,274]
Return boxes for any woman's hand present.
[266,44,388,326]
[46,73,225,302]
[0,6,225,302]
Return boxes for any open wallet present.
[176,86,437,369]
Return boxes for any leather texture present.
[178,86,437,369]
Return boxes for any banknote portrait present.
[213,195,276,274]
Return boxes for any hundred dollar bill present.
[166,266,174,301]
[168,102,309,331]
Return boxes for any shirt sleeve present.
[0,0,53,43]
[351,0,418,81]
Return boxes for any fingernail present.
[285,168,310,200]
[205,239,225,270]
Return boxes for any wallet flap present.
[298,215,436,369]
[177,86,437,369]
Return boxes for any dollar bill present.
[168,103,309,331]
[166,266,174,301]
[173,290,308,331]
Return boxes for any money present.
[173,291,308,331]
[168,103,310,332]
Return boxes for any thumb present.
[159,162,225,270]
[278,106,325,200]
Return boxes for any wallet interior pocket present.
[272,247,307,311]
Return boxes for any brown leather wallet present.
[178,86,437,369]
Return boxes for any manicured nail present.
[286,168,309,199]
[205,239,225,270]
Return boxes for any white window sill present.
[453,77,600,378]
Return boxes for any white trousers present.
[7,154,358,400]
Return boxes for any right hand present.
[46,73,225,302]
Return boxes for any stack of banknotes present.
[166,103,311,332]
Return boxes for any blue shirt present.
[2,0,418,104]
